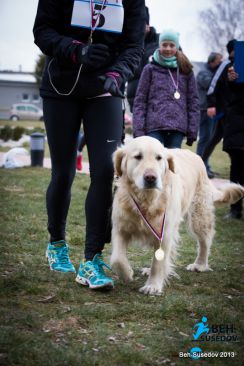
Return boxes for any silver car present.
[9,104,43,121]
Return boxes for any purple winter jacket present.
[133,63,200,140]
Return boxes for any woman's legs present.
[164,131,184,148]
[228,149,244,218]
[196,110,215,171]
[43,97,82,242]
[146,130,165,144]
[83,96,123,260]
[146,130,184,148]
[201,117,224,164]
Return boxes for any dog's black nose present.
[144,171,157,188]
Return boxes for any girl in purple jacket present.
[133,29,200,148]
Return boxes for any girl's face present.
[160,41,177,58]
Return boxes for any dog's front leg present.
[139,241,174,296]
[110,232,134,283]
[139,254,166,295]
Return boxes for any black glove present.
[77,44,110,67]
[99,73,124,98]
[186,138,194,146]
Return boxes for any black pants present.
[228,149,244,215]
[43,96,123,260]
[201,117,225,164]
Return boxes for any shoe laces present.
[56,245,70,264]
[92,255,112,277]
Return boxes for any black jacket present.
[207,61,231,114]
[196,63,215,110]
[33,0,145,98]
[127,26,159,111]
[223,81,244,151]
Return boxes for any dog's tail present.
[212,183,244,204]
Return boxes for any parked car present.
[9,104,43,121]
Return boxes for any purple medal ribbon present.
[130,195,166,243]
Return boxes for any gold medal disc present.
[174,91,181,99]
[155,248,165,261]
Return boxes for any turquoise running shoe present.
[46,240,76,273]
[75,254,114,289]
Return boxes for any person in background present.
[196,52,222,178]
[133,29,199,148]
[126,6,159,112]
[201,40,236,170]
[33,0,145,290]
[222,42,244,219]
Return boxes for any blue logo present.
[179,316,238,360]
[193,316,210,340]
[189,346,202,359]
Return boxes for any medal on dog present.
[155,248,165,261]
[130,195,167,262]
[174,91,181,99]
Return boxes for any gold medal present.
[155,248,165,261]
[174,91,181,99]
[130,195,166,262]
[168,69,180,100]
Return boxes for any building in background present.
[0,71,42,120]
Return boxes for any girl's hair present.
[176,50,193,75]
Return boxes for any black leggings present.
[228,149,244,214]
[43,96,123,260]
[201,117,225,163]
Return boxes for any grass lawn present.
[0,154,243,366]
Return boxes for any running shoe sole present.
[75,275,114,289]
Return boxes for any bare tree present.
[199,0,244,54]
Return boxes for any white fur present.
[111,136,244,295]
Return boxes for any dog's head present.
[113,136,175,190]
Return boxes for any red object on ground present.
[76,154,83,171]
[124,113,132,125]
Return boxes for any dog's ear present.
[113,147,125,177]
[167,154,175,173]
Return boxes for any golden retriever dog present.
[110,136,244,295]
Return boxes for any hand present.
[78,44,110,67]
[207,107,216,117]
[99,72,124,98]
[227,66,239,81]
[186,138,194,146]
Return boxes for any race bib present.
[71,0,124,33]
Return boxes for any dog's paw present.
[139,284,162,296]
[111,261,134,283]
[141,267,151,276]
[186,263,213,272]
